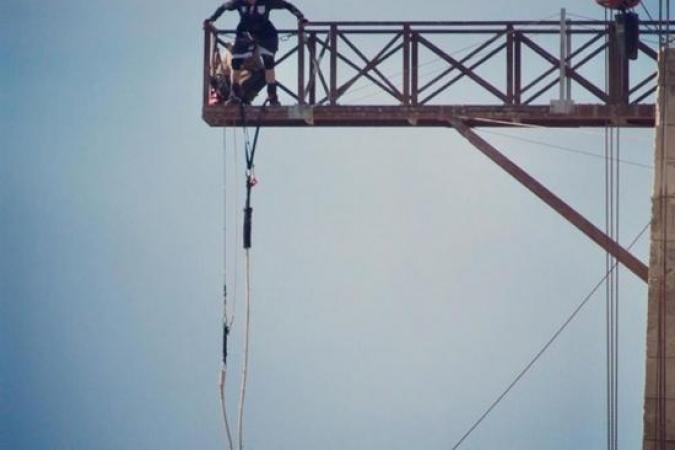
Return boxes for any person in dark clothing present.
[205,0,307,105]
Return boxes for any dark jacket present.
[208,0,304,31]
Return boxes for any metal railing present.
[204,20,669,108]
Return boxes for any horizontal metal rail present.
[202,104,655,128]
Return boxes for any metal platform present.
[203,19,670,128]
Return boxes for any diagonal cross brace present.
[417,35,508,102]
[518,34,609,103]
[449,118,648,283]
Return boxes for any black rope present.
[222,127,230,368]
[240,101,269,249]
[223,282,230,366]
[221,98,267,368]
[223,322,230,365]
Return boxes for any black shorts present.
[233,23,279,60]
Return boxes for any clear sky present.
[0,1,662,449]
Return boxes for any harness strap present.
[239,101,269,249]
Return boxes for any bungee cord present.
[217,101,268,450]
[220,127,235,450]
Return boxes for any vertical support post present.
[608,22,619,104]
[298,22,306,105]
[566,18,572,102]
[308,32,317,105]
[506,24,514,105]
[514,30,521,105]
[403,24,411,106]
[411,31,419,106]
[608,20,629,105]
[330,24,338,105]
[203,26,212,107]
[551,8,574,113]
[559,8,567,101]
[620,21,630,104]
[643,47,675,450]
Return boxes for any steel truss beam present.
[202,104,654,128]
[450,118,648,282]
[203,19,671,120]
[203,22,654,279]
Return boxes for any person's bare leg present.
[233,70,243,86]
[228,69,244,103]
[265,68,279,105]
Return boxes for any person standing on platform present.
[205,0,308,105]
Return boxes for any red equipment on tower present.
[596,0,641,9]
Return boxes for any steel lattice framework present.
[202,19,675,450]
[203,19,670,127]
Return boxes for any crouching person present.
[210,44,266,105]
[206,0,307,105]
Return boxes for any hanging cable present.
[477,129,653,169]
[239,101,267,250]
[615,128,621,450]
[601,11,621,447]
[604,124,620,450]
[234,101,269,450]
[449,222,650,450]
[220,127,235,450]
[237,247,252,450]
[220,104,267,450]
[469,116,653,145]
[604,119,611,450]
[230,127,241,329]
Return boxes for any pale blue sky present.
[0,1,661,449]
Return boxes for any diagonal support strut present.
[449,118,648,283]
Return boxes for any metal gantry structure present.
[203,17,661,278]
[203,19,668,127]
[204,15,675,450]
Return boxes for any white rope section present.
[237,249,253,450]
[220,127,235,450]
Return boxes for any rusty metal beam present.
[418,31,505,95]
[417,35,507,102]
[449,118,648,282]
[203,26,212,107]
[203,104,655,128]
[420,41,508,105]
[519,34,609,103]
